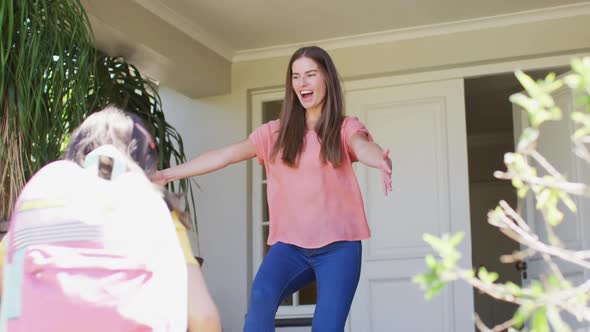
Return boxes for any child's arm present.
[349,132,393,195]
[187,264,222,332]
[173,217,222,332]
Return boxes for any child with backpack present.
[0,107,221,332]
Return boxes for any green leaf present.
[517,127,539,151]
[449,232,464,246]
[477,267,499,284]
[515,70,536,92]
[512,307,530,328]
[558,191,577,213]
[413,274,427,286]
[425,255,438,269]
[547,275,562,289]
[423,234,448,254]
[518,187,530,198]
[425,281,446,299]
[531,281,544,296]
[531,308,549,332]
[564,73,581,89]
[504,282,522,296]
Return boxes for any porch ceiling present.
[82,0,589,98]
[156,0,588,52]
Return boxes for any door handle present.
[515,261,528,279]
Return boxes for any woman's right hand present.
[151,170,169,186]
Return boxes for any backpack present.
[0,146,187,332]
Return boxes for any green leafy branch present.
[415,58,590,332]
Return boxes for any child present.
[1,106,221,332]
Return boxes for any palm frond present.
[1,0,94,220]
[1,1,197,235]
[88,54,198,231]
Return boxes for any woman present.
[154,46,392,332]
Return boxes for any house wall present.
[160,14,590,332]
[231,15,590,90]
[82,0,231,98]
[159,87,249,332]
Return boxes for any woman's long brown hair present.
[271,46,345,167]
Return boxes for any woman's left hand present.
[381,149,392,196]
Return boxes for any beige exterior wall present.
[232,14,590,91]
[83,0,231,98]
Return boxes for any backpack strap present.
[84,145,128,180]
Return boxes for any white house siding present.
[160,87,249,332]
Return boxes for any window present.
[251,92,317,319]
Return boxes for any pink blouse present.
[249,117,372,248]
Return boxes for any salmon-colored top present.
[249,116,372,248]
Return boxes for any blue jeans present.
[243,241,362,332]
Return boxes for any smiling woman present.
[291,58,326,112]
[272,47,346,169]
[154,45,393,332]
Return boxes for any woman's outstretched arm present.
[154,138,257,185]
[349,132,392,195]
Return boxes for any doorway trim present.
[341,52,589,93]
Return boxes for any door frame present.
[344,78,472,332]
[341,53,587,92]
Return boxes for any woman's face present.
[291,56,326,112]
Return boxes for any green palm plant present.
[1,0,196,230]
[88,54,197,228]
[1,0,95,220]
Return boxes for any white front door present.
[345,78,474,332]
[513,76,589,330]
